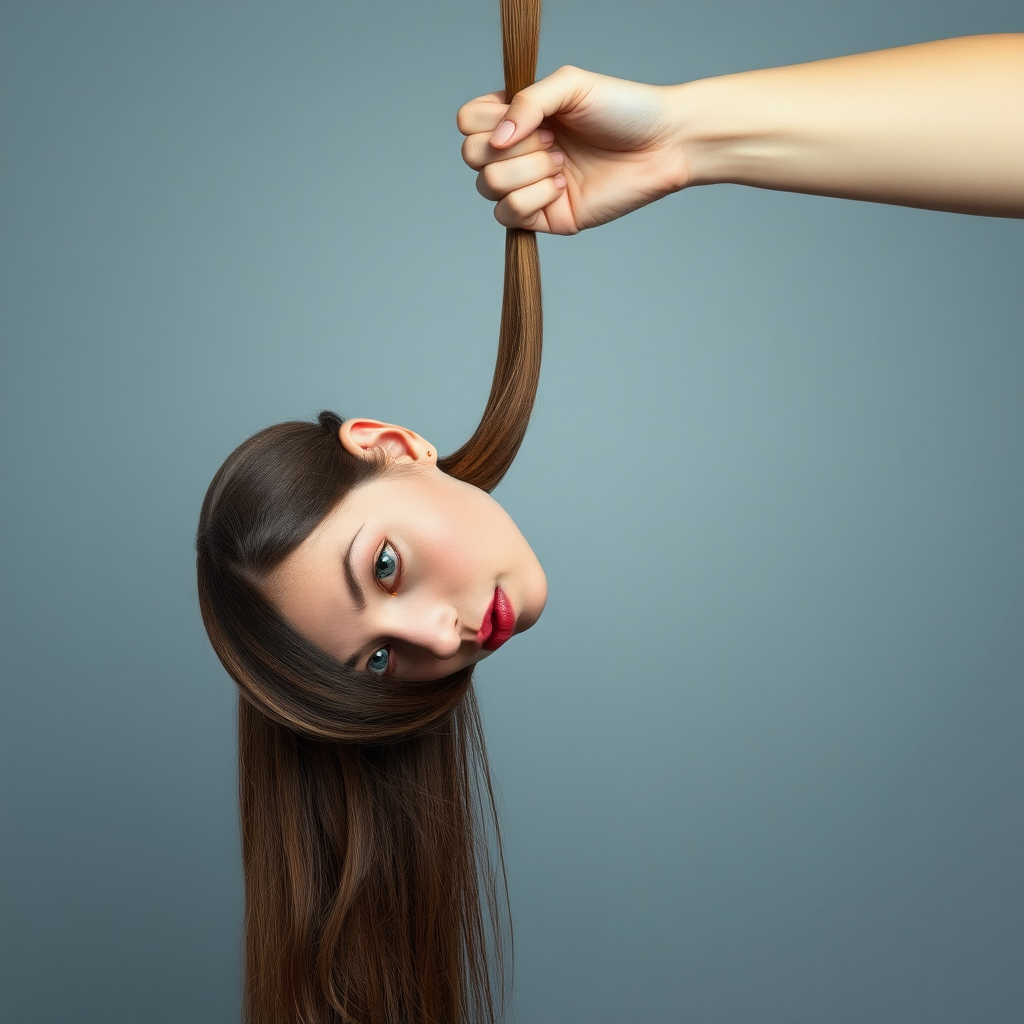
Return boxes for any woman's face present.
[267,420,548,682]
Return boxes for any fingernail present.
[554,173,566,188]
[538,128,555,144]
[490,120,515,146]
[551,150,564,166]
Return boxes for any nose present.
[387,598,463,661]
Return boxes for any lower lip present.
[480,586,516,652]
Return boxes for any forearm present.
[676,34,1024,217]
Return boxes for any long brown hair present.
[195,2,543,1021]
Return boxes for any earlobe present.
[338,418,436,465]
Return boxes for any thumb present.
[488,65,589,147]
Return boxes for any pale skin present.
[268,420,549,682]
[457,34,1024,228]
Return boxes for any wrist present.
[664,74,770,191]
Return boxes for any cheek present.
[411,487,501,587]
[420,506,487,585]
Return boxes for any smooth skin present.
[458,34,1024,228]
[267,420,549,682]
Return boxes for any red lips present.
[477,586,516,652]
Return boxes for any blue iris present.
[375,544,397,585]
[368,647,390,675]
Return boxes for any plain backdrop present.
[1,2,1021,1022]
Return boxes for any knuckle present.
[505,190,528,216]
[481,163,503,192]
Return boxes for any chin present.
[517,563,548,635]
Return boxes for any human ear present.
[338,418,437,465]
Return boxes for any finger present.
[476,148,565,201]
[456,91,508,136]
[461,128,555,171]
[488,65,590,148]
[493,175,568,229]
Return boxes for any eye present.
[374,541,400,594]
[367,646,391,676]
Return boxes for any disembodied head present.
[196,410,547,739]
[268,415,547,683]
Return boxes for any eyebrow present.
[343,525,366,612]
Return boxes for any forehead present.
[276,494,358,583]
[263,502,361,663]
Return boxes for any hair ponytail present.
[198,3,544,1022]
[439,0,543,494]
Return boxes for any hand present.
[457,66,690,234]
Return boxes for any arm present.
[458,34,1024,230]
[680,34,1024,218]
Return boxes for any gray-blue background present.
[2,2,1021,1021]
